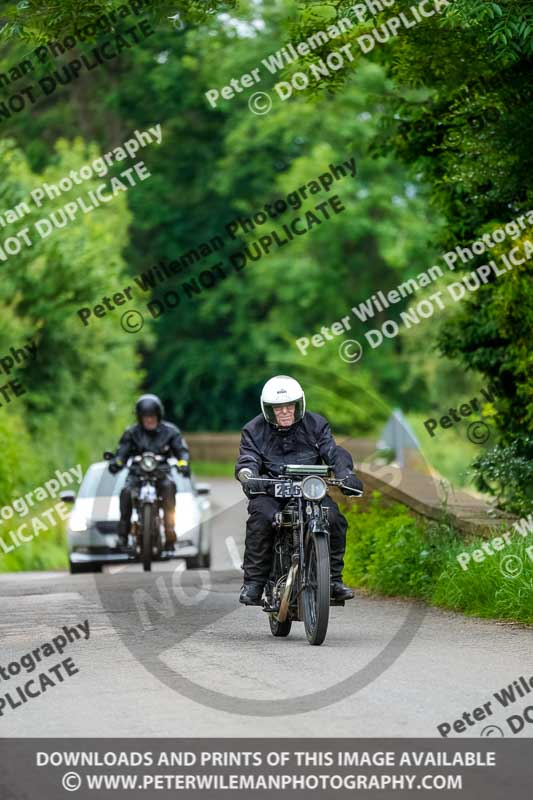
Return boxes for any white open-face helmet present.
[260,375,306,426]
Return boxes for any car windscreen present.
[77,463,192,498]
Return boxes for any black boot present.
[239,582,264,606]
[164,527,177,551]
[117,520,129,548]
[331,580,355,601]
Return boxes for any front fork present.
[297,501,329,616]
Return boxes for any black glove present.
[108,459,123,475]
[177,459,190,477]
[339,473,363,496]
[242,478,267,498]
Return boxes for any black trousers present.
[243,494,348,586]
[119,476,176,539]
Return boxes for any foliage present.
[469,437,533,515]
[432,532,533,623]
[0,521,68,573]
[343,493,452,600]
[0,0,529,528]
[343,492,533,622]
[406,413,484,489]
[0,138,140,512]
[0,0,450,443]
[0,0,236,44]
[315,0,533,509]
[0,0,444,434]
[445,0,533,61]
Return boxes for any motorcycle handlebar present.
[243,474,363,497]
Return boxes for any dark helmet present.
[135,394,163,423]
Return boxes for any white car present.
[63,461,211,573]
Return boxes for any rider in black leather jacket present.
[109,394,190,548]
[235,375,363,605]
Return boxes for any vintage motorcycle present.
[104,450,173,572]
[238,464,362,646]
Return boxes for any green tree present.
[0,137,140,494]
[316,0,533,507]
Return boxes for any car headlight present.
[69,512,88,532]
[141,455,157,471]
[301,476,326,501]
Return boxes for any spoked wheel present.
[302,532,330,645]
[269,614,292,637]
[142,504,154,572]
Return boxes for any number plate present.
[139,485,157,503]
[274,482,302,498]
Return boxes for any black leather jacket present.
[235,411,354,480]
[115,421,189,463]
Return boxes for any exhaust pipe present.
[277,563,298,623]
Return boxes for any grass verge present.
[0,523,68,573]
[343,492,533,624]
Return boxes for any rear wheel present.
[269,614,292,637]
[302,532,330,645]
[142,504,154,572]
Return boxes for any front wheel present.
[302,532,330,645]
[185,526,210,569]
[69,561,102,575]
[142,504,154,572]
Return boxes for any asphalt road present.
[0,478,531,738]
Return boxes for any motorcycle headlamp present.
[141,454,157,472]
[301,476,326,501]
